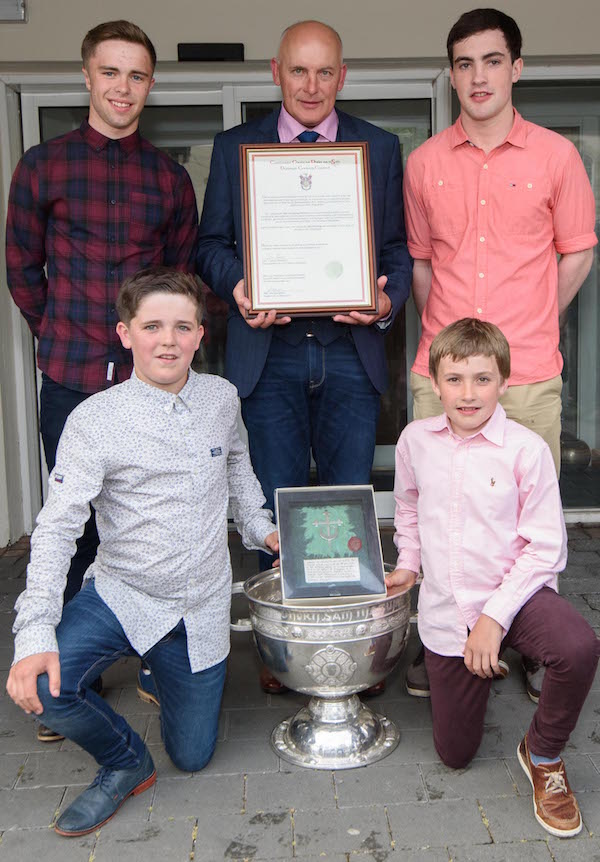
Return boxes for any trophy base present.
[271,694,399,770]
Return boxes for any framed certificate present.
[240,142,378,318]
[275,485,386,604]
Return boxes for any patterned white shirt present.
[13,370,275,671]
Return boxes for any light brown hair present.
[117,267,204,325]
[81,20,157,71]
[429,318,511,381]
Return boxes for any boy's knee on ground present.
[433,722,481,770]
[434,739,477,770]
[166,739,217,774]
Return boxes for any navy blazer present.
[197,108,412,398]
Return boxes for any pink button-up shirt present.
[404,111,597,385]
[277,104,339,143]
[394,404,566,657]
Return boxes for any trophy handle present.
[230,580,253,632]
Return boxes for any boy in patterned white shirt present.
[7,267,278,837]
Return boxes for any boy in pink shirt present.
[388,318,599,838]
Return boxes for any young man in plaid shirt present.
[6,20,198,738]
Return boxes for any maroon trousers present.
[425,587,600,769]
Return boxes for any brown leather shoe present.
[362,679,386,697]
[259,666,289,694]
[37,723,65,743]
[517,735,582,837]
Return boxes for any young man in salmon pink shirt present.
[402,7,597,700]
[388,318,599,839]
[404,9,596,472]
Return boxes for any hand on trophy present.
[385,568,417,593]
[264,530,280,567]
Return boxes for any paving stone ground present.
[0,526,599,861]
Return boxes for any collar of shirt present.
[129,368,195,413]
[424,403,506,446]
[277,104,339,143]
[449,109,527,151]
[80,118,142,157]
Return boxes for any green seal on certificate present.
[325,260,343,279]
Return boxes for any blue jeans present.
[37,581,226,772]
[40,374,99,604]
[242,334,380,569]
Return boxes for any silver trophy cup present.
[232,566,412,769]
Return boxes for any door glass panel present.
[511,84,599,507]
[241,98,432,489]
[451,83,600,508]
[39,105,228,377]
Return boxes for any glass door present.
[511,82,600,509]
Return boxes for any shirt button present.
[527,182,533,189]
[477,307,483,314]
[109,235,116,242]
[110,199,116,205]
[480,199,486,205]
[479,236,485,242]
[483,163,489,170]
[479,272,485,278]
[438,179,444,186]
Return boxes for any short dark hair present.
[429,318,511,381]
[447,8,522,65]
[81,20,157,71]
[117,267,204,325]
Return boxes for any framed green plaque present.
[276,485,386,605]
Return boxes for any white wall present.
[0,0,599,62]
[0,389,9,548]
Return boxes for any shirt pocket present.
[490,173,551,236]
[423,181,468,238]
[128,191,172,246]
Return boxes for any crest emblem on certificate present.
[299,173,312,190]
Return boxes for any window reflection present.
[511,84,600,507]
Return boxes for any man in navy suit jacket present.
[198,20,412,563]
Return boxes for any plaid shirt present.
[6,120,198,393]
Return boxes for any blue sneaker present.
[137,665,160,707]
[55,748,156,836]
